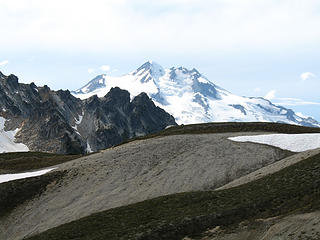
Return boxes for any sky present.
[0,0,319,120]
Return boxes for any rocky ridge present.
[0,72,176,154]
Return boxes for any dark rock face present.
[230,104,247,115]
[0,72,177,154]
[82,88,177,151]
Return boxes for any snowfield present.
[0,168,56,184]
[229,133,320,152]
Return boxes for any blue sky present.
[0,0,319,120]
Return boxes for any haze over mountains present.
[73,61,320,127]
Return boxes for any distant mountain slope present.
[0,72,176,154]
[73,61,320,127]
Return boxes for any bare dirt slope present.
[217,147,320,190]
[0,132,292,240]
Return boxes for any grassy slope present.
[0,152,81,173]
[27,152,320,240]
[161,122,320,135]
[0,152,79,218]
[1,122,318,239]
[0,171,65,218]
[121,122,320,146]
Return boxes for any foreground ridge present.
[26,150,320,240]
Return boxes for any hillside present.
[1,122,320,239]
[0,152,80,174]
[26,147,320,240]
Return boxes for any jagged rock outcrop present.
[0,72,176,154]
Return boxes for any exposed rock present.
[0,71,176,154]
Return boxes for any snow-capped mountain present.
[73,61,320,127]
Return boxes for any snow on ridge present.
[75,114,83,125]
[197,77,209,84]
[229,133,320,152]
[86,140,93,153]
[0,168,56,184]
[72,112,84,135]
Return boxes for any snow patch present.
[0,117,29,153]
[75,114,83,125]
[197,77,209,84]
[72,113,84,134]
[0,168,56,184]
[229,133,320,152]
[71,126,81,136]
[86,140,93,153]
[296,112,308,119]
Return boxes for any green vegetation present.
[0,171,65,218]
[27,152,320,240]
[161,122,320,135]
[0,152,79,217]
[0,152,81,173]
[121,122,320,146]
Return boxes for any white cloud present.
[1,0,320,55]
[88,65,112,74]
[254,87,261,92]
[100,65,111,72]
[274,97,320,106]
[88,68,95,74]
[264,90,276,100]
[300,72,316,81]
[0,60,9,66]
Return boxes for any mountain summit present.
[73,61,320,127]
